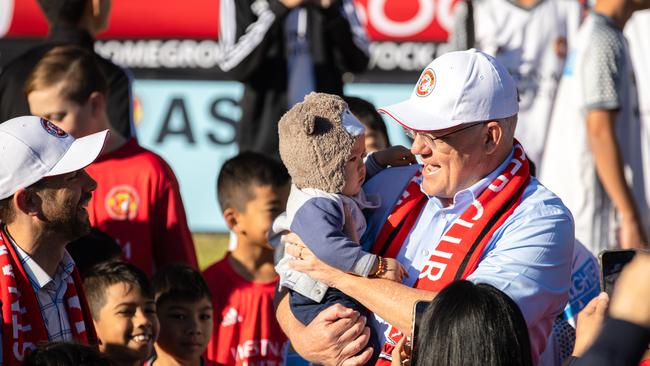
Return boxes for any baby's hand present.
[373,146,416,168]
[375,257,408,282]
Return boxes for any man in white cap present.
[0,116,106,363]
[276,49,575,365]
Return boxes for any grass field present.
[192,233,231,270]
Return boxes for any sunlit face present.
[37,169,97,242]
[155,297,213,364]
[341,136,366,196]
[236,184,290,248]
[409,123,488,203]
[94,282,159,364]
[27,83,97,138]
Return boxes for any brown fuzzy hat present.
[278,92,364,193]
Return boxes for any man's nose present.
[410,134,430,156]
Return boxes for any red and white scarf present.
[0,227,97,365]
[372,142,530,365]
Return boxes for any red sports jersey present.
[86,139,197,275]
[203,256,288,366]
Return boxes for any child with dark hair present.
[147,264,218,366]
[83,261,159,366]
[203,152,291,365]
[391,280,532,366]
[67,228,122,279]
[23,342,115,366]
[343,96,391,152]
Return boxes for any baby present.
[273,92,414,362]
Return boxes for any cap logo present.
[415,68,436,97]
[40,118,68,138]
[105,185,140,220]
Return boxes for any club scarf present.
[0,227,97,365]
[372,142,530,365]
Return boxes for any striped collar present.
[1,225,75,291]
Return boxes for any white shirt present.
[541,12,648,254]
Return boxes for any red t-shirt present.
[203,256,288,366]
[86,139,197,275]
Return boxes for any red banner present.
[0,0,455,42]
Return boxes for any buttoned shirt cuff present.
[351,252,378,277]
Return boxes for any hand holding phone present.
[390,336,410,366]
[599,249,637,297]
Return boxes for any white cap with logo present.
[0,116,108,200]
[378,49,518,132]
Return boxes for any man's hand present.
[372,146,416,168]
[619,216,648,249]
[285,237,346,287]
[609,252,650,327]
[573,292,609,356]
[280,300,373,366]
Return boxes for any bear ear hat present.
[303,114,316,135]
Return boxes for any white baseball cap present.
[0,116,108,200]
[378,49,518,132]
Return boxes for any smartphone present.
[410,300,431,365]
[598,249,637,297]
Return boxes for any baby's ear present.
[303,115,315,135]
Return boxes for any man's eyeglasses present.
[404,122,487,146]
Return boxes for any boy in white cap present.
[277,49,575,366]
[0,115,106,363]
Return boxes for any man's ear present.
[13,188,41,217]
[483,121,502,155]
[223,207,242,233]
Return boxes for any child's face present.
[341,136,366,196]
[236,183,290,248]
[94,282,159,363]
[155,297,214,363]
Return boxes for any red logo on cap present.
[40,118,68,138]
[105,185,140,220]
[415,68,436,97]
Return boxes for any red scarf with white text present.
[0,227,97,365]
[372,142,530,365]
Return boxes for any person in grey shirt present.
[540,0,650,253]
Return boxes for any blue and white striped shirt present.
[0,229,76,364]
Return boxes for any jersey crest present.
[105,185,140,220]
